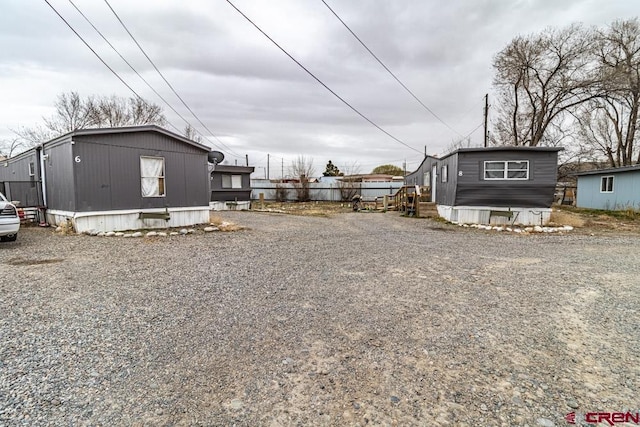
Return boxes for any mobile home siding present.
[577,171,640,210]
[71,133,209,212]
[0,150,42,205]
[436,153,458,206]
[405,156,439,186]
[211,165,254,202]
[454,150,558,208]
[45,140,77,211]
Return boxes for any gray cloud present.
[1,0,637,174]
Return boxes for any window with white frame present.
[441,165,448,183]
[484,160,529,180]
[28,162,35,177]
[222,174,243,189]
[600,176,614,193]
[423,171,431,187]
[140,156,165,197]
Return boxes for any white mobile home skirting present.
[436,205,552,226]
[46,207,210,233]
[209,201,251,211]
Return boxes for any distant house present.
[0,125,212,232]
[406,147,563,225]
[210,164,254,210]
[341,174,404,183]
[575,164,640,211]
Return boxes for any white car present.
[0,192,20,242]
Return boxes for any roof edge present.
[44,125,211,152]
[574,164,640,176]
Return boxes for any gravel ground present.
[1,211,639,427]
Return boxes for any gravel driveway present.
[1,211,638,426]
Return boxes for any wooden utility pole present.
[483,93,489,148]
[267,154,270,180]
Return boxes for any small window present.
[441,165,448,183]
[28,162,35,177]
[140,156,165,197]
[600,176,614,193]
[222,174,243,189]
[423,171,431,187]
[484,160,529,180]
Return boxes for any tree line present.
[491,18,640,167]
[2,91,167,157]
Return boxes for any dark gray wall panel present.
[0,151,40,181]
[183,154,210,206]
[435,154,458,206]
[455,184,556,207]
[74,142,112,211]
[211,189,252,202]
[45,142,76,211]
[406,156,438,186]
[0,150,42,206]
[454,150,559,207]
[72,132,209,212]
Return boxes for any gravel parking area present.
[1,211,639,426]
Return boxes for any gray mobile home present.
[210,164,254,210]
[404,155,439,202]
[0,149,44,207]
[575,165,640,211]
[407,147,562,225]
[0,126,212,232]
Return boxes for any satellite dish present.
[208,151,224,164]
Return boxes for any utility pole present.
[267,154,270,180]
[245,154,248,167]
[281,158,284,179]
[483,93,489,148]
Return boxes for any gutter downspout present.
[37,145,47,207]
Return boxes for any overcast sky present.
[0,0,637,177]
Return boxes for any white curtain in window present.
[231,175,242,189]
[141,157,164,197]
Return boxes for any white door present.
[431,165,437,202]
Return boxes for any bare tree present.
[183,124,202,143]
[42,91,99,134]
[97,95,130,127]
[11,92,167,151]
[289,156,315,202]
[444,136,475,154]
[129,96,166,127]
[0,137,25,158]
[492,24,599,147]
[10,124,56,149]
[578,18,640,166]
[338,161,361,201]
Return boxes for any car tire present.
[1,234,17,242]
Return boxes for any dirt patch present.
[209,213,244,231]
[548,210,585,228]
[252,201,355,217]
[251,202,640,235]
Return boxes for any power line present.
[102,0,243,158]
[42,0,146,104]
[66,0,234,154]
[225,0,422,155]
[321,0,462,137]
